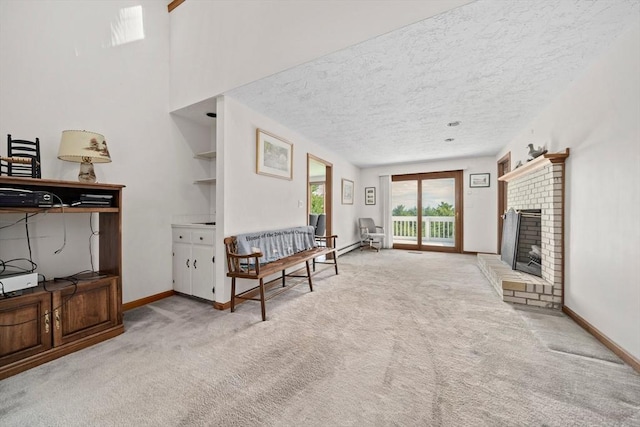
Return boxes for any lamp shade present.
[58,130,111,163]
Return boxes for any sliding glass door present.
[392,171,462,252]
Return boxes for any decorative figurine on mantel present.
[514,160,523,169]
[527,143,547,161]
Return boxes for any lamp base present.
[78,161,96,183]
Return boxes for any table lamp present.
[58,130,111,183]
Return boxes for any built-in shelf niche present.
[170,96,217,186]
[194,150,216,184]
[194,178,216,184]
[194,151,216,160]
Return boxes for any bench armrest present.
[226,251,263,275]
[315,234,338,248]
[227,252,263,260]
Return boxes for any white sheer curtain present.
[379,175,393,249]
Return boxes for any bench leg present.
[305,260,313,292]
[282,270,286,287]
[312,257,316,272]
[259,278,266,321]
[230,277,236,313]
[334,253,339,275]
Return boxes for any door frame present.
[391,170,463,253]
[307,154,333,249]
[497,152,511,254]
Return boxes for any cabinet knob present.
[199,236,204,241]
[179,235,183,239]
[186,259,190,268]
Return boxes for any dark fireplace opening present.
[501,208,542,277]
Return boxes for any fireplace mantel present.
[499,148,570,182]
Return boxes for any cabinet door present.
[52,278,118,347]
[191,244,215,301]
[172,242,192,295]
[0,292,52,367]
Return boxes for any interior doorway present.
[391,170,463,253]
[497,152,511,254]
[307,154,333,248]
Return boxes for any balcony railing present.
[393,216,455,245]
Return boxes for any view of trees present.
[310,184,324,214]
[392,201,455,217]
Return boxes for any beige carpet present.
[1,250,639,426]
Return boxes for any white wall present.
[360,157,497,254]
[0,1,209,303]
[497,25,640,360]
[169,0,472,111]
[216,96,360,302]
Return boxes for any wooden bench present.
[224,234,338,321]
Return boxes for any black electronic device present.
[70,193,113,207]
[0,189,53,208]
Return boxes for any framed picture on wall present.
[365,187,376,205]
[469,173,490,188]
[342,179,354,204]
[256,128,293,180]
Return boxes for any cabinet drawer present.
[172,228,191,243]
[192,230,214,246]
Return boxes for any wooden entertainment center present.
[0,177,124,380]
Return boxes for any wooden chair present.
[5,134,41,178]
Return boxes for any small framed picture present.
[469,173,490,188]
[341,178,354,205]
[365,187,376,205]
[256,129,293,180]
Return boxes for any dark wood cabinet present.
[0,292,52,367]
[0,177,124,380]
[52,277,119,346]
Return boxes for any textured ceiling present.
[226,0,639,168]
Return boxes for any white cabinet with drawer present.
[172,225,215,301]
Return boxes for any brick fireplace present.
[478,149,569,309]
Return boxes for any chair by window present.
[309,213,319,231]
[4,134,41,178]
[315,214,326,237]
[359,218,385,252]
[310,213,327,247]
